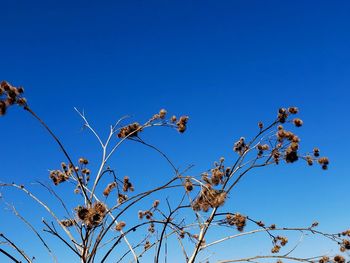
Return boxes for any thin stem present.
[0,248,20,263]
[23,106,90,205]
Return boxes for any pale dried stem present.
[0,183,80,254]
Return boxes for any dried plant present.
[0,81,349,263]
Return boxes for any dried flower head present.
[313,147,320,157]
[0,81,27,116]
[319,256,329,263]
[60,219,75,227]
[118,194,128,204]
[115,221,126,231]
[118,122,142,138]
[233,137,248,155]
[318,157,329,165]
[311,221,319,228]
[288,107,299,114]
[276,236,288,246]
[144,240,151,250]
[271,245,281,253]
[285,146,298,163]
[278,108,288,123]
[176,116,189,133]
[79,158,89,165]
[0,101,6,115]
[144,210,153,220]
[318,157,329,170]
[306,156,313,166]
[226,213,247,232]
[148,222,155,233]
[123,176,134,192]
[192,187,227,212]
[159,109,167,119]
[333,255,345,263]
[76,206,89,221]
[93,202,107,214]
[49,170,70,185]
[293,118,303,127]
[103,182,117,196]
[211,168,224,185]
[184,178,193,192]
[258,121,263,129]
[153,200,160,208]
[341,229,350,237]
[76,202,107,228]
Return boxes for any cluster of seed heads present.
[49,158,90,188]
[210,167,225,186]
[318,157,330,170]
[277,107,299,123]
[271,236,288,253]
[118,122,142,138]
[49,168,70,185]
[60,219,76,227]
[248,107,331,170]
[192,186,227,212]
[138,210,153,220]
[338,228,350,253]
[144,240,151,250]
[0,81,26,116]
[225,213,247,232]
[318,256,347,263]
[184,177,193,192]
[257,143,269,156]
[118,193,128,204]
[117,109,189,139]
[276,125,301,163]
[201,158,230,187]
[75,202,107,229]
[103,182,117,197]
[148,222,155,233]
[115,221,126,231]
[340,239,350,252]
[1,87,338,261]
[333,255,345,263]
[152,108,167,120]
[152,109,189,133]
[152,200,160,208]
[233,137,248,155]
[102,176,135,201]
[341,229,350,237]
[123,176,134,192]
[176,116,189,133]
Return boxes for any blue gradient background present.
[1,0,350,262]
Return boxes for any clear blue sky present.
[1,1,350,262]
